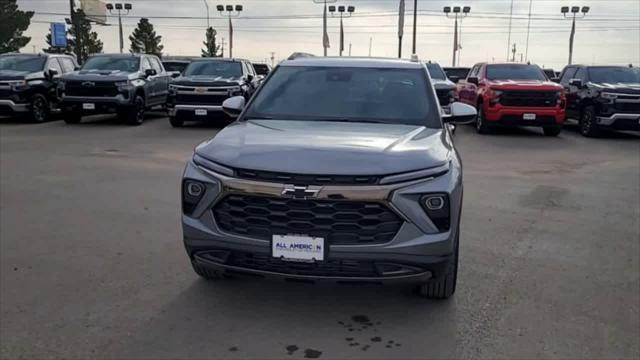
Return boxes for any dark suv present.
[0,53,78,122]
[558,65,640,136]
[179,57,477,299]
[167,58,259,127]
[59,53,169,125]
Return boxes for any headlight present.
[493,90,503,97]
[169,84,178,91]
[8,80,28,91]
[601,92,618,100]
[420,193,450,232]
[114,81,129,87]
[227,86,242,96]
[57,80,66,90]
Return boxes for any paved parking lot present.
[0,115,638,359]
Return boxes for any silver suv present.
[180,56,476,299]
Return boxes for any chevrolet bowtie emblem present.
[281,185,320,200]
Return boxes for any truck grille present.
[235,168,378,185]
[65,81,120,97]
[499,90,557,107]
[175,93,228,105]
[614,102,640,112]
[213,194,402,245]
[0,89,11,98]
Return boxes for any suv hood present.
[195,120,450,175]
[62,69,137,81]
[0,70,31,81]
[488,79,562,91]
[590,82,640,94]
[172,75,242,87]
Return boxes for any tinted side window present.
[560,67,577,84]
[141,58,152,71]
[574,67,587,81]
[59,58,75,73]
[48,58,63,73]
[150,57,163,72]
[246,62,256,76]
[468,64,480,79]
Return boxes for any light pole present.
[106,3,132,54]
[203,0,210,28]
[314,0,337,56]
[443,6,469,67]
[217,4,243,58]
[562,5,590,65]
[329,5,355,56]
[524,0,533,62]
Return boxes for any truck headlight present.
[8,80,28,91]
[421,193,450,232]
[601,92,618,101]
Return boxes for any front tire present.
[543,126,562,137]
[579,105,600,137]
[416,233,459,299]
[475,105,491,134]
[29,93,50,123]
[121,95,145,126]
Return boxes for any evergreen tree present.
[201,27,221,57]
[129,18,163,57]
[44,10,103,63]
[0,0,34,53]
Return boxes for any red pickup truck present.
[457,63,566,136]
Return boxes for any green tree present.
[201,27,221,57]
[44,10,103,63]
[129,18,163,57]
[0,0,34,53]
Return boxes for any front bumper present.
[61,95,133,114]
[0,99,30,114]
[181,157,463,283]
[596,113,640,131]
[485,104,565,126]
[168,104,225,119]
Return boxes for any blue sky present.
[15,0,640,70]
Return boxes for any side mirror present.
[222,96,246,118]
[169,71,181,78]
[74,66,81,71]
[246,74,254,83]
[145,68,157,77]
[467,76,479,86]
[551,77,560,83]
[569,78,583,88]
[48,68,59,79]
[443,102,477,124]
[449,75,460,83]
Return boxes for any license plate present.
[272,235,324,262]
[82,103,95,110]
[523,113,536,120]
[195,109,207,116]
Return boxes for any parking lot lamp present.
[443,6,469,67]
[330,5,355,56]
[106,3,132,54]
[217,4,243,58]
[314,0,338,56]
[562,5,590,65]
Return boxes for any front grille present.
[499,90,557,107]
[65,81,120,97]
[235,168,379,185]
[0,89,11,98]
[175,93,228,105]
[614,102,640,112]
[213,194,402,245]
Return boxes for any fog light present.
[187,182,204,197]
[425,196,444,210]
[420,193,450,232]
[183,179,206,215]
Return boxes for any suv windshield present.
[163,61,189,73]
[426,63,447,80]
[82,56,140,72]
[183,61,242,78]
[588,67,640,84]
[486,64,546,81]
[244,66,440,127]
[0,56,46,72]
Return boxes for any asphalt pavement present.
[0,114,639,359]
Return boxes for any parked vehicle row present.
[0,53,273,126]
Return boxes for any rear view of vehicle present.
[560,65,639,137]
[167,58,259,127]
[457,63,566,136]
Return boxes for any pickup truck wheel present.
[191,260,225,280]
[124,95,145,126]
[63,111,82,124]
[29,94,50,123]
[543,126,562,137]
[169,116,184,127]
[416,232,458,299]
[475,106,491,134]
[579,106,600,137]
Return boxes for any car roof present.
[0,53,71,58]
[90,53,150,58]
[190,57,250,63]
[280,56,425,69]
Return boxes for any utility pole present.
[348,43,352,56]
[69,0,82,63]
[203,0,210,28]
[411,0,417,54]
[562,6,590,65]
[106,3,132,54]
[329,5,355,56]
[220,37,225,57]
[506,0,514,61]
[270,51,275,66]
[511,43,516,63]
[217,5,242,58]
[314,0,336,56]
[524,0,533,62]
[443,6,470,67]
[398,0,405,58]
[368,37,372,56]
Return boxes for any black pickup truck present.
[558,65,640,136]
[58,53,170,125]
[0,53,78,122]
[167,58,259,127]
